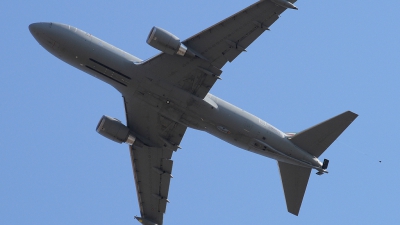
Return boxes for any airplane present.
[29,0,357,224]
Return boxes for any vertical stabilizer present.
[278,161,311,216]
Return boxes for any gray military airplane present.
[29,0,357,224]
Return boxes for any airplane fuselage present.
[29,22,323,170]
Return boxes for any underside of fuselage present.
[29,11,358,220]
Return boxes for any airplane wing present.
[141,0,296,98]
[124,96,187,225]
[126,1,297,224]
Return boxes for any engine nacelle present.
[96,115,136,145]
[146,26,194,57]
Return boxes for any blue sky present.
[1,0,400,224]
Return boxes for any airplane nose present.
[28,23,38,34]
[29,22,58,50]
[29,22,49,37]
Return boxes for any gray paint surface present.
[29,0,356,224]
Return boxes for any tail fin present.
[289,111,358,157]
[278,161,311,216]
[278,111,357,215]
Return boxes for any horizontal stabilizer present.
[289,111,358,157]
[278,161,311,216]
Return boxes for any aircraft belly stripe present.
[85,65,127,86]
[89,58,131,80]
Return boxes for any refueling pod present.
[146,26,195,57]
[271,0,298,10]
[134,216,158,225]
[96,115,136,145]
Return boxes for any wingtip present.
[288,209,300,216]
[348,111,359,118]
[343,111,359,118]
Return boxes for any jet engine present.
[146,26,194,57]
[96,115,136,145]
